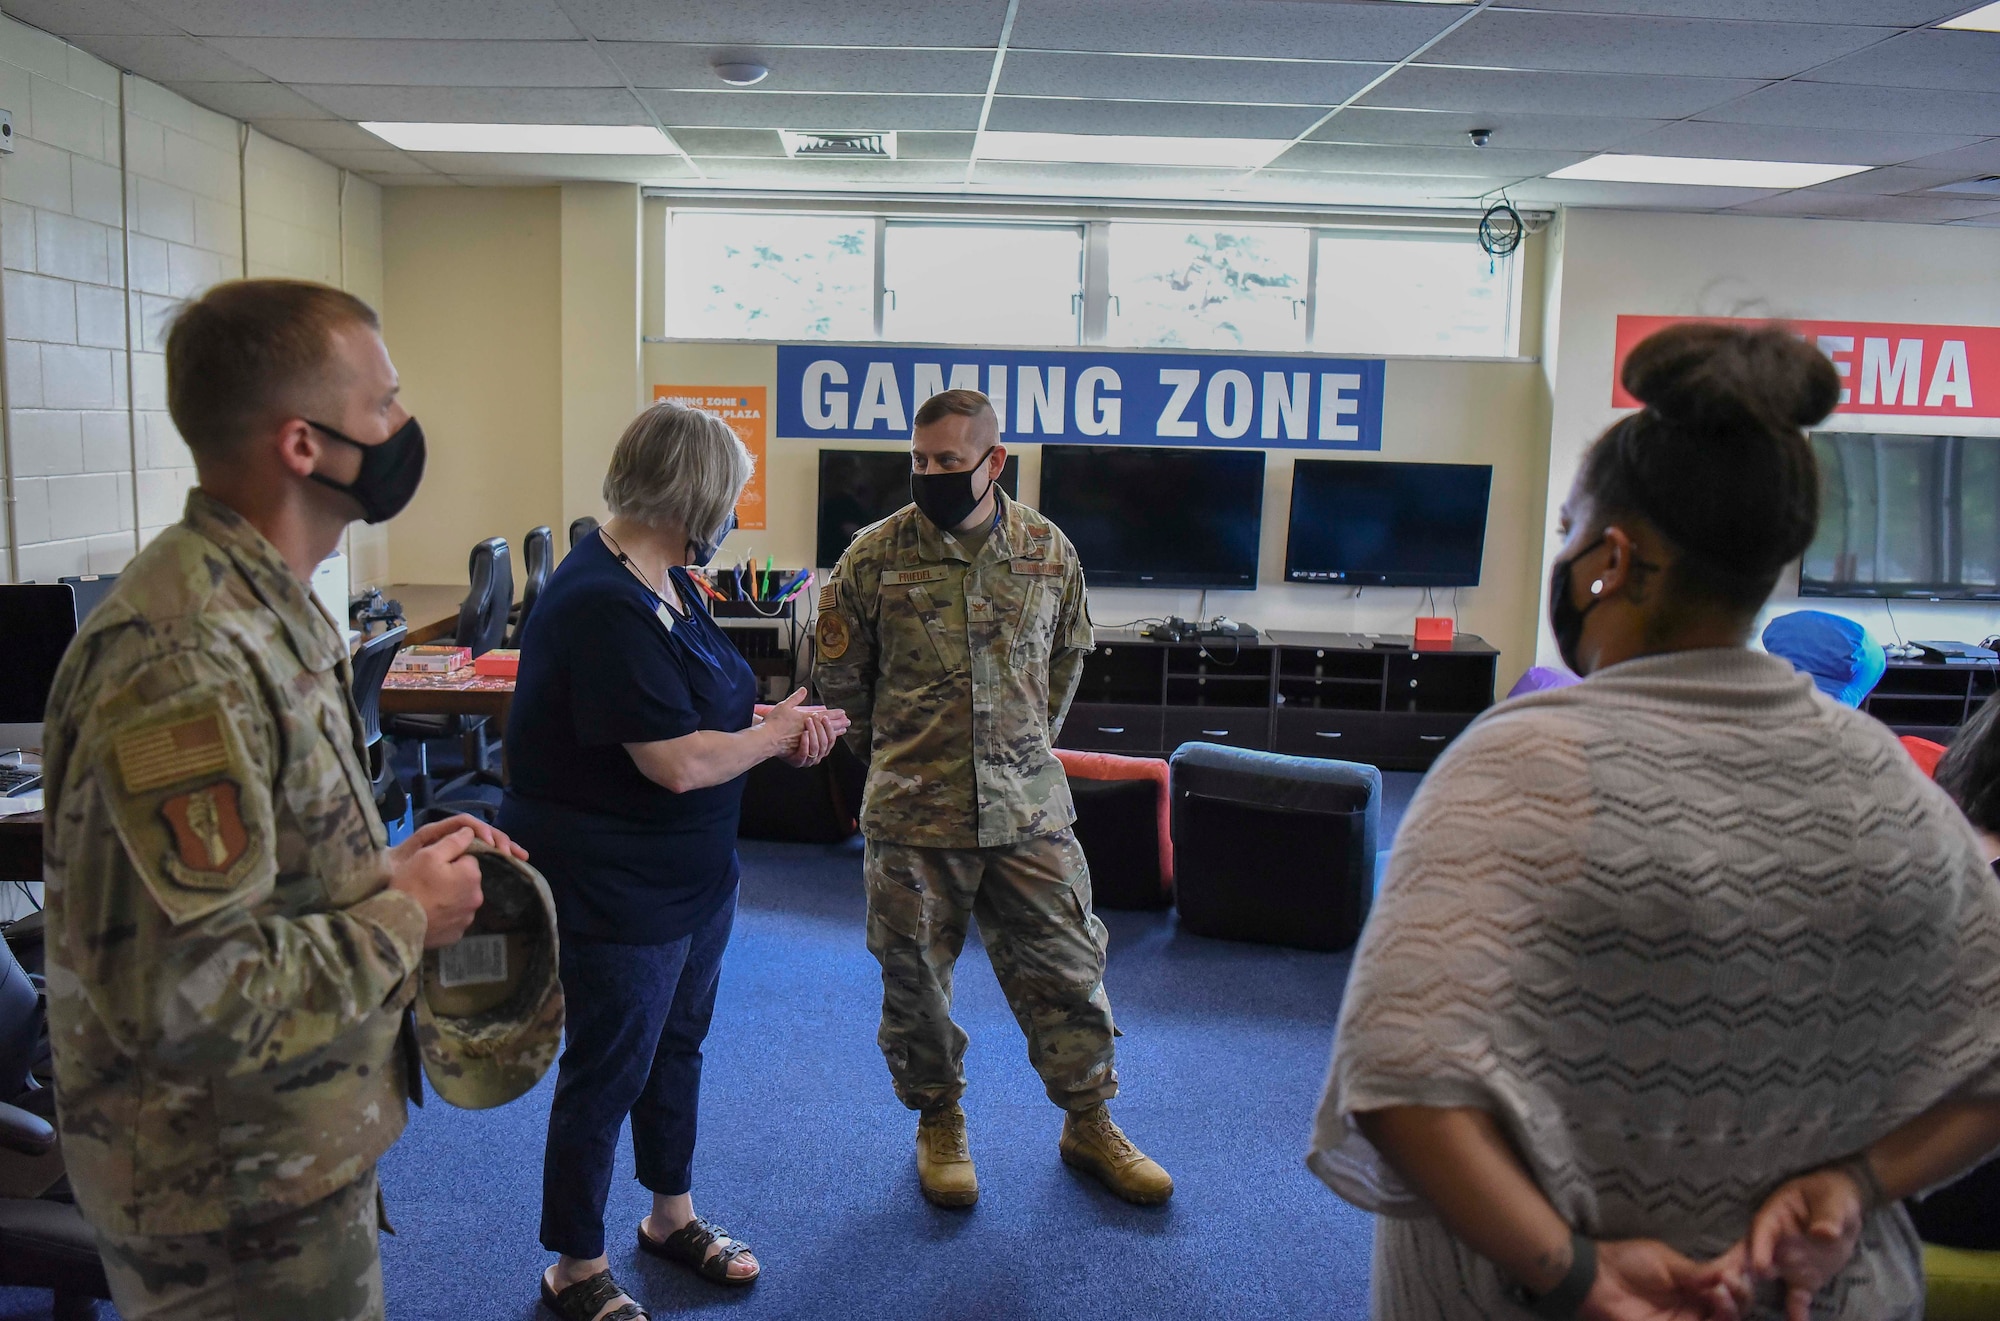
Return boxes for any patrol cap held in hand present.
[412,845,564,1109]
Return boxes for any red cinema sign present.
[1612,314,1999,419]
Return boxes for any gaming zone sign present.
[777,345,1387,450]
[1614,314,2000,418]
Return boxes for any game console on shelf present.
[1141,616,1257,643]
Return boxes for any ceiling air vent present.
[1929,175,2000,197]
[779,130,897,160]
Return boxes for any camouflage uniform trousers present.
[94,1168,387,1321]
[865,827,1119,1112]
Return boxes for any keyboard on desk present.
[0,765,42,798]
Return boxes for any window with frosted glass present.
[666,212,873,340]
[1106,223,1308,351]
[882,223,1083,346]
[1314,232,1518,358]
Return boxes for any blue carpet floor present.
[2,773,1420,1321]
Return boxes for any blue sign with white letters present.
[776,344,1384,450]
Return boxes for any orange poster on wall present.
[652,385,767,530]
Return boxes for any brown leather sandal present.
[541,1268,647,1321]
[637,1216,760,1286]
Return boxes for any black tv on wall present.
[1800,432,2000,600]
[1037,445,1264,590]
[816,448,1020,567]
[1284,459,1492,587]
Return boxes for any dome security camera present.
[1467,129,1493,148]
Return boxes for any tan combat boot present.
[916,1103,978,1207]
[1060,1104,1174,1205]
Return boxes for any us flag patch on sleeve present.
[819,582,838,612]
[115,713,230,793]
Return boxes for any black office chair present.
[0,934,111,1319]
[381,539,512,809]
[568,516,599,551]
[350,625,409,828]
[508,526,553,648]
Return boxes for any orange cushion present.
[1902,735,1948,778]
[1055,749,1174,887]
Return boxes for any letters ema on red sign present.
[1613,315,1995,419]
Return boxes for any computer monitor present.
[1284,459,1493,587]
[816,449,1021,567]
[59,573,117,621]
[1037,445,1265,590]
[0,583,80,751]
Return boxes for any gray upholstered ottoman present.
[1167,743,1380,951]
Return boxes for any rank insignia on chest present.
[817,611,851,660]
[160,780,251,879]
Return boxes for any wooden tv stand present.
[1058,629,1499,770]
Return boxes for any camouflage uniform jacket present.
[41,489,428,1237]
[816,488,1094,849]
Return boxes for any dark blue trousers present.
[539,887,737,1259]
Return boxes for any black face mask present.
[1547,535,1606,675]
[308,417,426,524]
[688,512,736,568]
[911,446,996,532]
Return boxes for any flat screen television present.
[1037,445,1264,590]
[816,448,1020,567]
[1284,459,1492,587]
[1800,432,2000,600]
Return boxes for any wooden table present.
[379,667,515,720]
[378,583,468,644]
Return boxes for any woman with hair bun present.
[1310,322,2000,1320]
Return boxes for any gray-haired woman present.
[498,401,847,1321]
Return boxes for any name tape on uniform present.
[778,345,1385,450]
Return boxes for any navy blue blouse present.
[499,534,757,945]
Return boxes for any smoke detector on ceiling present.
[779,131,897,160]
[711,60,769,86]
[1928,175,2000,197]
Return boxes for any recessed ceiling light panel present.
[1940,2,2000,31]
[974,131,1289,169]
[361,122,677,154]
[1549,153,1870,188]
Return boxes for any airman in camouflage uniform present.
[815,387,1173,1207]
[39,279,504,1320]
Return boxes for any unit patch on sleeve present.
[817,612,851,661]
[159,780,252,881]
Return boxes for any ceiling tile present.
[560,0,1009,47]
[967,159,1248,195]
[1697,81,2000,137]
[1895,139,2000,175]
[0,0,177,35]
[664,126,784,158]
[373,174,463,186]
[1792,165,1992,195]
[1612,119,1985,166]
[689,158,970,184]
[422,151,699,180]
[1492,1,1968,23]
[68,33,266,81]
[297,85,648,124]
[204,37,616,87]
[607,44,992,95]
[1505,177,1787,208]
[1360,66,1768,119]
[303,147,443,175]
[998,53,1384,106]
[639,90,982,131]
[160,80,340,120]
[1270,141,1586,180]
[895,130,976,161]
[1727,191,2000,222]
[1310,107,1670,151]
[249,118,389,151]
[1418,10,1885,80]
[985,97,1322,139]
[1801,30,2000,94]
[138,0,581,40]
[1009,0,1461,61]
[1946,213,2000,227]
[1246,169,1508,203]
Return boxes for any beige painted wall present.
[1538,209,2000,667]
[380,186,563,585]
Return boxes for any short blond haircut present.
[601,401,753,540]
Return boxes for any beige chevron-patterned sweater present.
[1311,647,2000,1320]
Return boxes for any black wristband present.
[1508,1232,1597,1320]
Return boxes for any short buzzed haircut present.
[164,279,380,459]
[914,388,994,430]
